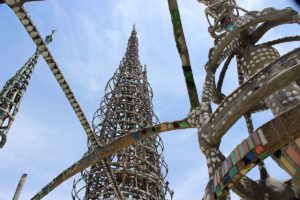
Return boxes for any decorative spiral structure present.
[192,0,300,199]
[5,1,300,199]
[72,27,172,200]
[0,31,55,148]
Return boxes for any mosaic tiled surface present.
[274,141,300,176]
[213,131,268,199]
[3,0,300,199]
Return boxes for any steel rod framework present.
[0,30,55,148]
[167,0,200,109]
[3,0,300,199]
[4,0,99,148]
[196,0,300,199]
[32,119,189,199]
[3,1,123,197]
[72,27,172,200]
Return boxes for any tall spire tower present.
[72,27,172,200]
[0,30,56,148]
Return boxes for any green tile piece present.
[0,109,5,116]
[215,186,222,197]
[229,166,238,178]
[247,136,254,150]
[147,128,153,134]
[230,152,237,165]
[167,123,173,129]
[238,144,245,158]
[179,121,189,128]
[259,151,269,160]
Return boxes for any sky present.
[0,0,300,199]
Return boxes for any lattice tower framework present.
[72,27,171,200]
[0,31,55,148]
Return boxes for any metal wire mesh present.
[0,51,39,148]
[72,27,172,200]
[0,31,55,148]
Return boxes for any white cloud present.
[0,0,299,200]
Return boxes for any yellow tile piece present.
[160,124,167,131]
[240,169,248,175]
[279,156,296,176]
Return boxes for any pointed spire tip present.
[45,29,57,45]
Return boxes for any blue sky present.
[0,0,299,199]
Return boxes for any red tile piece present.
[251,132,261,146]
[286,146,300,167]
[254,145,264,155]
[234,148,241,162]
[241,139,250,155]
[226,156,232,170]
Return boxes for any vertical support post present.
[12,174,27,200]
